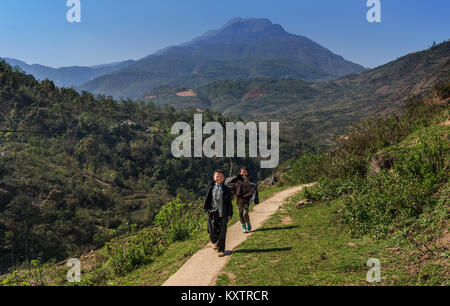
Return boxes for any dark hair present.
[214,169,225,176]
[240,167,249,173]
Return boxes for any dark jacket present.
[203,182,233,218]
[245,175,259,204]
[226,175,256,205]
[249,178,259,204]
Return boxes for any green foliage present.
[340,127,448,235]
[104,230,163,276]
[103,197,205,277]
[300,177,361,203]
[0,60,262,272]
[285,85,449,243]
[341,132,448,237]
[0,260,49,286]
[27,260,47,286]
[0,270,22,286]
[154,197,205,242]
[281,154,330,185]
[342,171,437,236]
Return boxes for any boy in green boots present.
[227,168,256,233]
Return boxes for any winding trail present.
[162,184,315,286]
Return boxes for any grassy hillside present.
[221,85,448,285]
[217,188,448,285]
[0,41,448,286]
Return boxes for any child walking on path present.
[227,168,256,233]
[203,170,233,257]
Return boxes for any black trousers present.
[237,202,250,224]
[207,212,229,252]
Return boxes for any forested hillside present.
[0,60,262,272]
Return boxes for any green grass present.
[1,185,288,286]
[216,191,449,286]
[106,186,288,285]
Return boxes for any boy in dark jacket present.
[204,170,233,257]
[241,168,259,205]
[227,168,256,233]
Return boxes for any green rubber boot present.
[241,223,247,233]
[246,222,252,232]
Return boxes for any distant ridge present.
[79,17,367,99]
[145,40,450,146]
[1,57,135,88]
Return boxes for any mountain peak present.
[186,17,288,46]
[221,17,275,29]
[222,17,244,28]
[85,18,368,98]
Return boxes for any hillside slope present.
[219,103,449,285]
[0,60,263,273]
[148,40,450,147]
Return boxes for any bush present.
[105,229,162,276]
[300,176,361,203]
[103,197,206,276]
[342,131,448,237]
[283,153,331,185]
[342,171,437,236]
[153,197,204,242]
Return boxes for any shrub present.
[104,229,162,276]
[102,197,206,276]
[153,197,204,242]
[300,176,361,203]
[282,153,331,185]
[342,170,438,236]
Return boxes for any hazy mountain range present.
[3,18,367,99]
[1,57,135,88]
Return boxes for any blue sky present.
[0,0,448,68]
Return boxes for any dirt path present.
[162,184,315,286]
